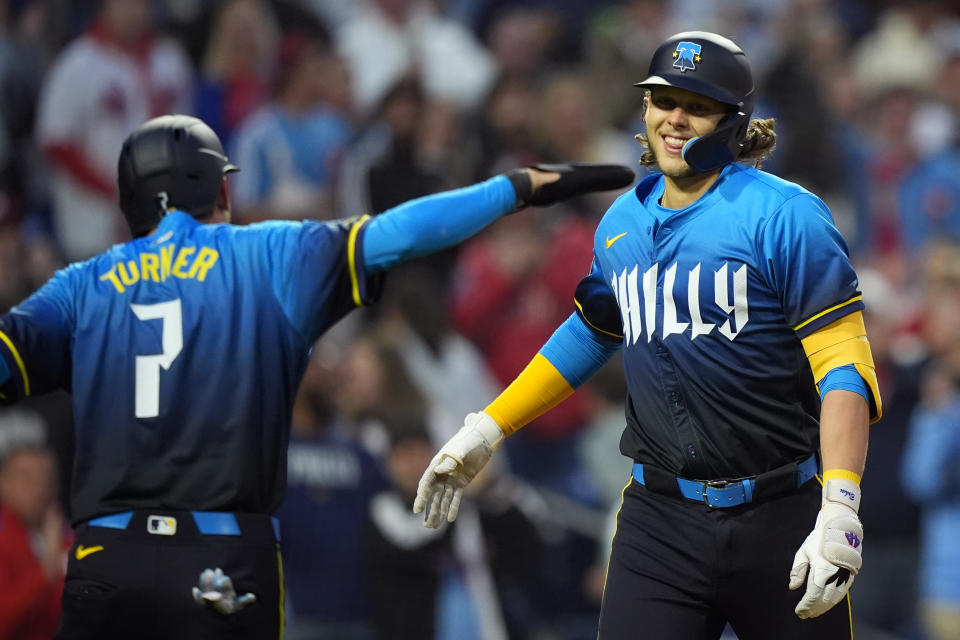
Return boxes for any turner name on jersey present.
[99,242,220,293]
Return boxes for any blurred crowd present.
[1,0,960,639]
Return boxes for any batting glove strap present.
[822,477,861,513]
[413,411,504,528]
[508,163,635,209]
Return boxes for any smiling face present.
[644,86,730,178]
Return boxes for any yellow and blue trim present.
[0,328,29,399]
[800,311,881,422]
[346,215,372,308]
[793,295,864,339]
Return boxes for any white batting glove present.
[413,411,504,528]
[192,568,257,615]
[789,478,863,619]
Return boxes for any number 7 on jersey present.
[130,299,183,418]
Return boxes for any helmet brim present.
[634,75,744,110]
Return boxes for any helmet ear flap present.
[681,111,749,173]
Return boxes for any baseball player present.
[0,114,633,640]
[416,32,881,639]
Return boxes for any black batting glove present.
[506,163,635,210]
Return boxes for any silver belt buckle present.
[703,480,730,508]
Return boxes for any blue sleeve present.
[540,313,621,389]
[0,268,76,401]
[900,396,960,503]
[818,364,869,403]
[758,193,864,338]
[362,175,516,271]
[259,217,381,342]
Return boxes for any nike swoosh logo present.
[605,232,628,249]
[76,545,104,560]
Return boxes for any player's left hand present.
[789,478,863,619]
[192,568,257,615]
[413,411,504,528]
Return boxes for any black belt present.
[632,453,819,508]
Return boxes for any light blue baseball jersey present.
[0,211,380,524]
[591,163,863,478]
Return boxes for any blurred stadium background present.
[1,0,959,639]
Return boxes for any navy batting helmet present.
[117,115,238,237]
[635,31,754,173]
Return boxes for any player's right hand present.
[413,411,504,528]
[789,478,864,618]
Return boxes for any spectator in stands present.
[334,0,497,116]
[0,0,58,226]
[901,352,960,640]
[0,221,28,312]
[35,0,194,260]
[900,238,960,640]
[474,74,545,179]
[851,268,924,638]
[194,0,280,148]
[535,71,635,170]
[363,414,453,640]
[275,350,387,640]
[482,5,561,80]
[0,409,70,640]
[229,31,352,222]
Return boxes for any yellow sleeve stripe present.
[801,312,882,422]
[573,298,623,340]
[823,468,861,485]
[347,215,371,308]
[800,312,866,355]
[484,353,575,435]
[0,329,29,397]
[793,295,862,332]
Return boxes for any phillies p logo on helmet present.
[672,42,702,72]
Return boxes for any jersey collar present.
[642,163,738,219]
[155,210,200,234]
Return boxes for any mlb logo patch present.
[673,42,702,72]
[147,515,177,535]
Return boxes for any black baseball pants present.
[598,479,853,639]
[55,510,283,640]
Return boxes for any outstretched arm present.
[361,164,634,271]
[414,311,622,528]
